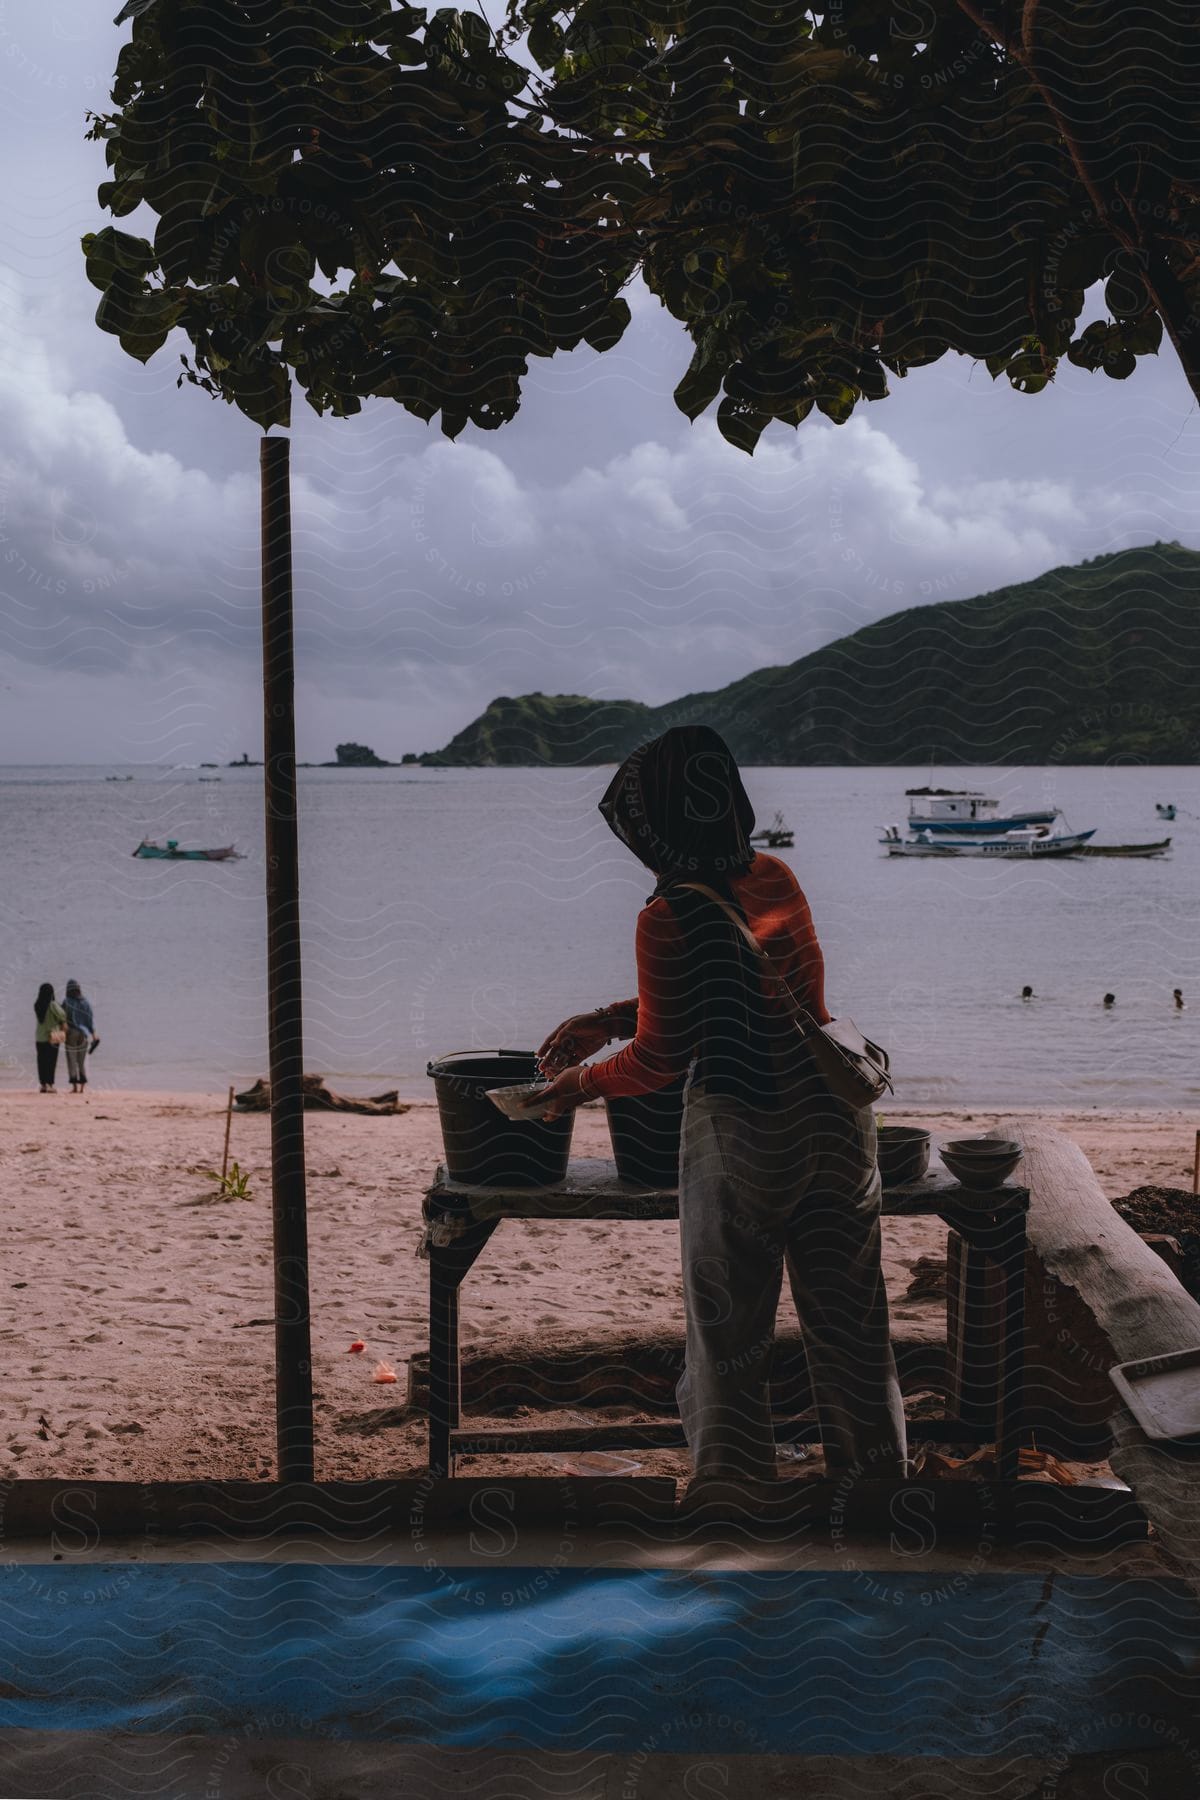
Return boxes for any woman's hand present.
[537,1011,616,1075]
[535,1064,590,1120]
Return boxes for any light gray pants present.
[65,1029,89,1084]
[676,1077,908,1481]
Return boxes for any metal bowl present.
[876,1126,931,1188]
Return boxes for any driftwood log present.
[990,1120,1200,1593]
[235,1076,409,1116]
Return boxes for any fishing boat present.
[133,839,239,861]
[906,787,1058,834]
[881,825,1095,858]
[750,810,795,849]
[1080,838,1172,858]
[1156,803,1177,820]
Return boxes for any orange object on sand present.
[347,1340,366,1354]
[372,1360,398,1384]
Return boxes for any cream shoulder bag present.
[677,881,893,1111]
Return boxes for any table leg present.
[994,1220,1027,1484]
[946,1230,998,1430]
[427,1222,497,1477]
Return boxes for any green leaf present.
[581,297,631,354]
[223,361,291,432]
[1121,313,1164,356]
[120,288,184,362]
[83,224,157,291]
[113,0,159,24]
[1003,349,1052,394]
[716,395,769,453]
[1102,346,1138,379]
[674,333,729,420]
[97,175,144,217]
[1105,269,1148,321]
[815,383,857,424]
[528,14,564,67]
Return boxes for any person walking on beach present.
[34,984,67,1092]
[535,725,906,1491]
[62,979,98,1093]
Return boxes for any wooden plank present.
[451,1421,998,1457]
[408,1334,946,1412]
[427,1157,1020,1221]
[0,1478,677,1539]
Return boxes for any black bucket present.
[427,1049,574,1188]
[605,1081,686,1187]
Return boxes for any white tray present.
[1109,1345,1200,1441]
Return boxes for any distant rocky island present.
[410,543,1200,767]
[322,742,392,768]
[225,743,401,769]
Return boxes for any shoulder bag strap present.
[674,880,821,1038]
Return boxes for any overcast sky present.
[3,8,1200,764]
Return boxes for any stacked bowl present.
[940,1138,1023,1190]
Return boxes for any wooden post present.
[261,434,314,1483]
[220,1084,235,1185]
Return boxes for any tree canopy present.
[85,0,1200,448]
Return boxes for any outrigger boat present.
[906,787,1058,834]
[881,825,1096,858]
[750,810,795,849]
[133,839,240,861]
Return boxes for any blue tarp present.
[1,1565,1197,1753]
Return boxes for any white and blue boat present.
[905,787,1058,834]
[881,824,1096,858]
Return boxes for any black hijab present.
[598,726,756,896]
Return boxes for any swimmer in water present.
[1103,993,1115,1008]
[1174,988,1185,1009]
[1021,986,1034,1000]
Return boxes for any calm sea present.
[1,763,1196,1108]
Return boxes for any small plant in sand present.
[200,1160,254,1203]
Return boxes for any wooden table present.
[421,1158,1030,1481]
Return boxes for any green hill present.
[417,543,1200,765]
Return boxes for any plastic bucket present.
[605,1082,686,1187]
[427,1049,574,1188]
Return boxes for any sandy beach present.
[1,1091,1194,1484]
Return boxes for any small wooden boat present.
[1080,838,1172,858]
[133,839,239,861]
[750,810,795,849]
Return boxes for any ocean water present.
[1,762,1197,1108]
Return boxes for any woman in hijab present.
[536,726,906,1488]
[62,979,99,1094]
[34,983,67,1092]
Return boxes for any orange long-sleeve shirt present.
[579,853,829,1099]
